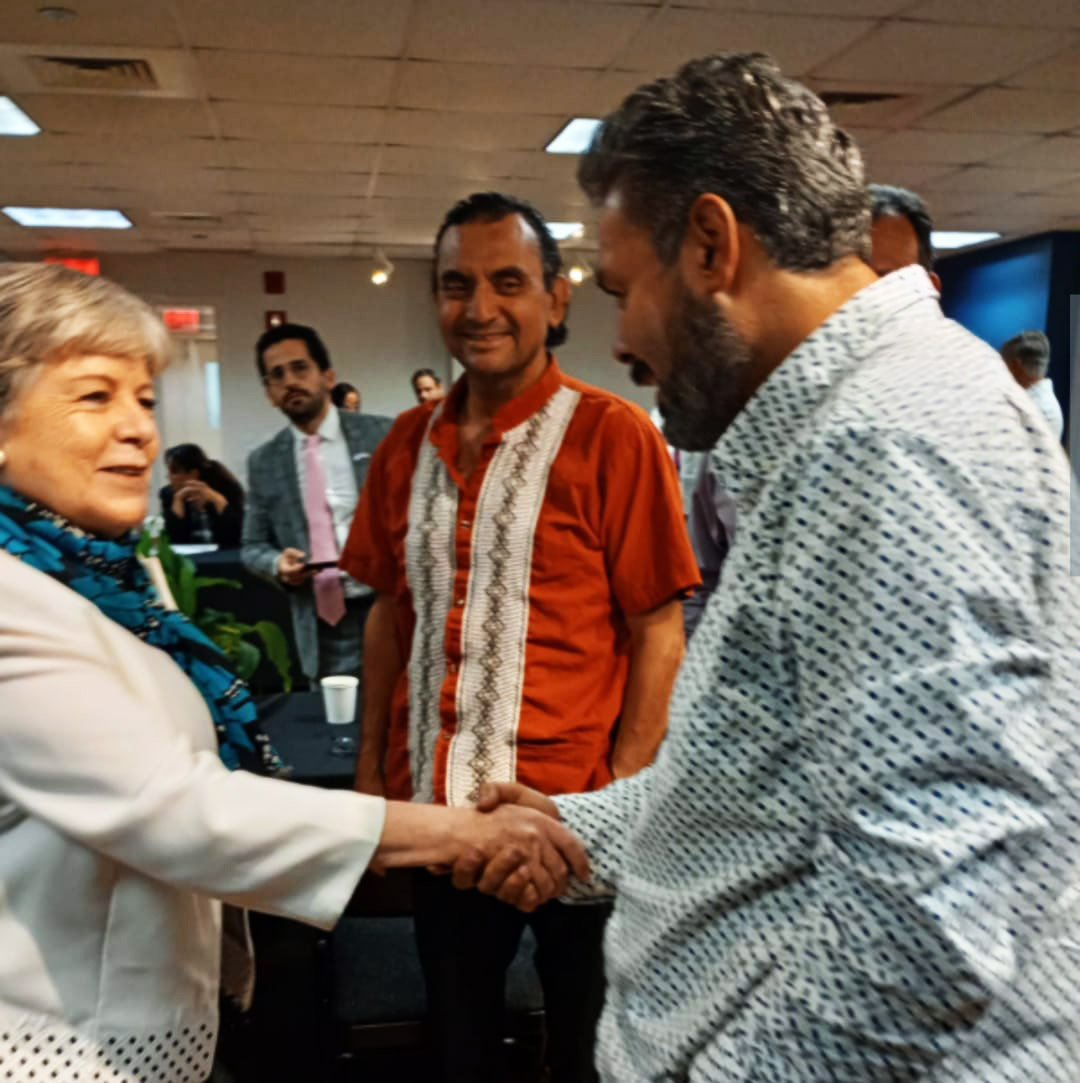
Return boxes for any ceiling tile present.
[246,214,365,232]
[689,0,909,12]
[490,151,580,182]
[613,10,875,76]
[902,0,1080,28]
[13,94,214,138]
[374,173,486,201]
[815,22,1061,85]
[408,0,649,67]
[226,141,379,172]
[378,146,495,179]
[982,134,1080,171]
[198,51,396,107]
[385,109,559,151]
[0,133,225,168]
[1006,48,1080,92]
[863,163,955,190]
[863,128,1038,165]
[212,102,384,143]
[920,88,1080,133]
[180,0,410,56]
[254,242,360,258]
[0,0,182,47]
[919,165,1079,195]
[228,170,372,197]
[236,193,370,216]
[398,61,601,115]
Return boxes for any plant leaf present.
[232,638,261,681]
[252,620,294,693]
[194,576,242,592]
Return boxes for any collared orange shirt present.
[342,360,699,804]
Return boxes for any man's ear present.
[323,366,337,389]
[549,273,571,329]
[681,194,739,295]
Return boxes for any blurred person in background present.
[331,381,361,412]
[410,366,444,403]
[1001,329,1063,440]
[160,441,245,548]
[869,182,941,291]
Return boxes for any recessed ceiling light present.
[545,118,602,155]
[37,5,78,20]
[931,230,1001,250]
[548,222,584,241]
[0,97,41,137]
[3,207,133,229]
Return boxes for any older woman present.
[0,264,585,1083]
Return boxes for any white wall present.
[85,250,654,476]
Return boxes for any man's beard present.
[657,286,755,452]
[282,387,327,426]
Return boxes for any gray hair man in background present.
[1001,329,1063,440]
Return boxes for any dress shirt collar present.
[291,402,342,447]
[710,265,939,513]
[429,355,564,454]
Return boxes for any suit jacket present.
[242,408,392,679]
[0,550,384,1081]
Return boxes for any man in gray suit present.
[242,323,391,683]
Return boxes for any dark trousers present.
[413,870,611,1083]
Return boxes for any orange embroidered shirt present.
[341,360,700,804]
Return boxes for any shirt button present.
[461,519,471,530]
[447,662,459,675]
[456,597,465,607]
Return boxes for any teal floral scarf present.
[0,485,286,774]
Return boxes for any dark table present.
[259,691,359,788]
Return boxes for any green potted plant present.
[137,530,294,692]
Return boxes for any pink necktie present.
[302,434,346,626]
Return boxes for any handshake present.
[374,782,590,913]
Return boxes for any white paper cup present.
[320,675,358,725]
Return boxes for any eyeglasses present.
[263,358,314,384]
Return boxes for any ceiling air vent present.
[27,54,159,92]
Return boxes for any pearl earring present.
[0,448,6,469]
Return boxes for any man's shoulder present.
[558,372,657,436]
[247,425,292,467]
[342,409,395,443]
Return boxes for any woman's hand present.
[175,479,227,514]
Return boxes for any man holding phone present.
[242,322,392,683]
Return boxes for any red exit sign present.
[161,308,201,333]
[44,257,100,276]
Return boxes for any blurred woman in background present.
[161,441,244,547]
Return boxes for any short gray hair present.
[1001,330,1050,378]
[578,52,870,269]
[0,263,172,421]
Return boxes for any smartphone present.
[302,560,339,571]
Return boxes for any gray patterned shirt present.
[556,267,1080,1082]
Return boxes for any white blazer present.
[0,550,385,1082]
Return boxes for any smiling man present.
[341,192,698,1082]
[466,53,1080,1082]
[242,323,391,683]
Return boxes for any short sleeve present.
[596,405,701,617]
